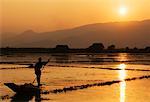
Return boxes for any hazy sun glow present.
[119,6,127,16]
[2,0,150,33]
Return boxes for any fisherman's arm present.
[42,59,50,66]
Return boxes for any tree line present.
[1,43,150,53]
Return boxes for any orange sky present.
[1,0,150,33]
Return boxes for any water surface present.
[0,53,150,102]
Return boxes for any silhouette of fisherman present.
[34,57,49,87]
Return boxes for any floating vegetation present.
[50,75,150,94]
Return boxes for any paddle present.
[32,58,50,84]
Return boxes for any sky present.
[1,0,150,33]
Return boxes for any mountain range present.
[2,19,150,48]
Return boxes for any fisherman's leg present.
[37,75,40,86]
[37,75,40,87]
[36,74,39,86]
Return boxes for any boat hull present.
[4,83,40,94]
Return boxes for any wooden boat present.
[4,83,40,94]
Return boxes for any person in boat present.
[34,57,49,87]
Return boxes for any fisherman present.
[34,57,49,87]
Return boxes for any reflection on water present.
[119,64,126,80]
[11,90,41,102]
[54,54,70,63]
[118,53,128,62]
[1,53,150,65]
[118,63,126,102]
[120,81,126,102]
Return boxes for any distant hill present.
[2,19,150,48]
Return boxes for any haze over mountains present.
[2,19,150,48]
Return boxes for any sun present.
[119,6,127,16]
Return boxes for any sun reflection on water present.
[119,64,126,80]
[118,63,126,102]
